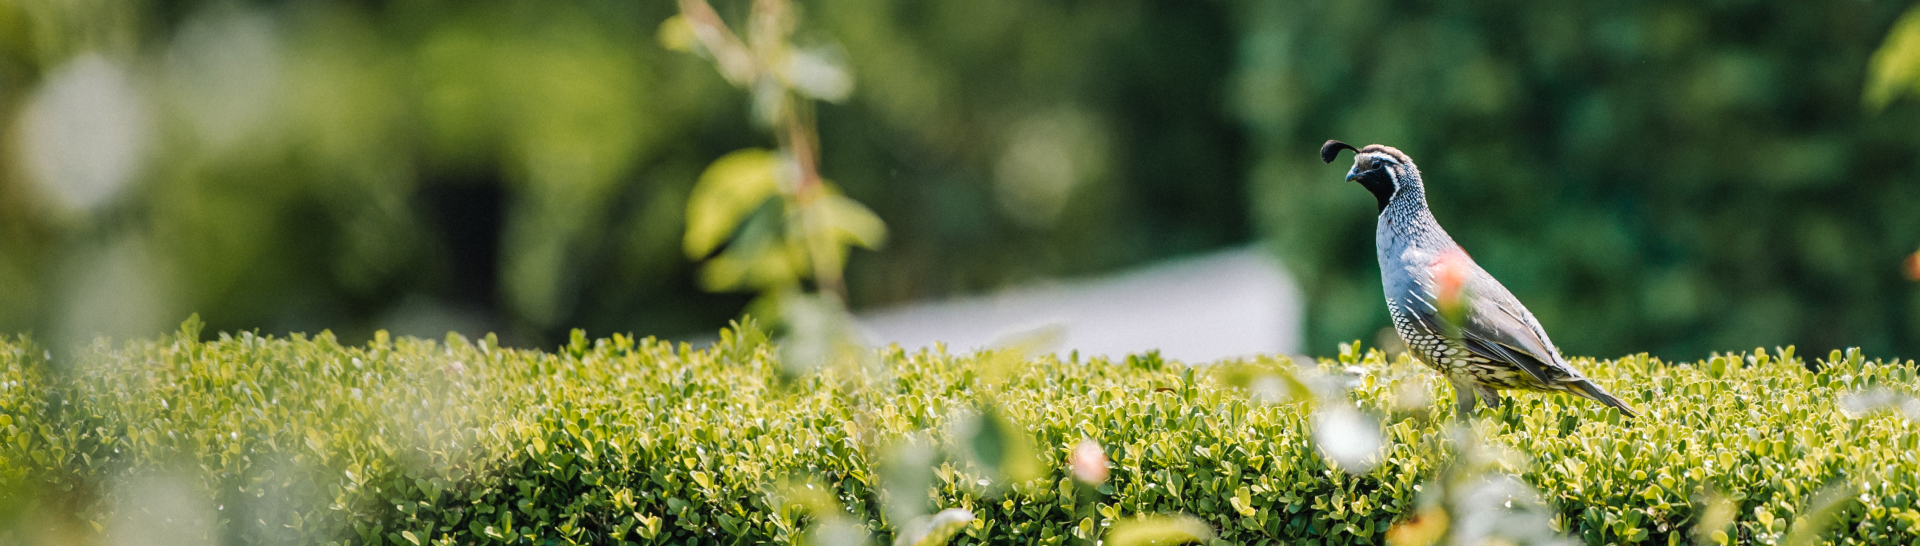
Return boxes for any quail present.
[1321,140,1639,418]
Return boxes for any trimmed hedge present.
[3,322,1919,545]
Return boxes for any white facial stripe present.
[1355,152,1404,206]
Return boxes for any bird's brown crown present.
[1357,144,1413,167]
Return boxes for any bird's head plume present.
[1321,140,1419,212]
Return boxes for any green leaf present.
[657,15,696,53]
[685,149,783,259]
[697,210,806,291]
[1232,486,1256,517]
[955,407,1044,488]
[1866,6,1920,110]
[815,193,887,250]
[1104,515,1214,546]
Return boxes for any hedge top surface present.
[1,323,1917,545]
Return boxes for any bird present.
[1320,140,1639,418]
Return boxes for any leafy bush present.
[3,322,1919,545]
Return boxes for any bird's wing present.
[1402,265,1580,385]
[1461,270,1583,382]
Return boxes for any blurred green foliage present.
[7,324,1920,544]
[1234,1,1920,358]
[10,0,1920,359]
[0,0,1247,345]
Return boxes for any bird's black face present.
[1319,139,1407,213]
[1345,157,1396,212]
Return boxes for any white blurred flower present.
[1448,475,1573,546]
[16,54,153,211]
[807,516,869,546]
[1312,402,1383,474]
[166,7,283,153]
[56,239,172,349]
[993,108,1109,228]
[1250,374,1289,404]
[1393,379,1432,412]
[882,434,938,526]
[107,472,216,546]
[1838,388,1920,421]
[783,47,853,103]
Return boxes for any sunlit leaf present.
[1865,6,1920,110]
[696,209,806,292]
[816,192,888,250]
[1103,515,1214,546]
[657,15,696,52]
[685,149,783,259]
[1385,506,1447,546]
[777,477,843,516]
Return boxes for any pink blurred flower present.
[1070,439,1107,484]
[1432,248,1472,318]
[1904,250,1920,281]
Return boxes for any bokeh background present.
[2,0,1919,361]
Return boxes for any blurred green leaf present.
[815,191,888,251]
[1691,489,1738,546]
[775,290,857,375]
[1104,515,1214,546]
[1866,6,1920,110]
[1784,483,1858,546]
[892,508,973,546]
[657,15,696,53]
[685,149,783,260]
[954,407,1044,488]
[697,210,806,292]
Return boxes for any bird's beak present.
[1345,166,1362,181]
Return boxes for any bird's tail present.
[1568,379,1641,419]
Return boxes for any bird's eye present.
[1371,160,1383,169]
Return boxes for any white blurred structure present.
[856,247,1300,363]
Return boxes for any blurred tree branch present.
[670,0,872,306]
